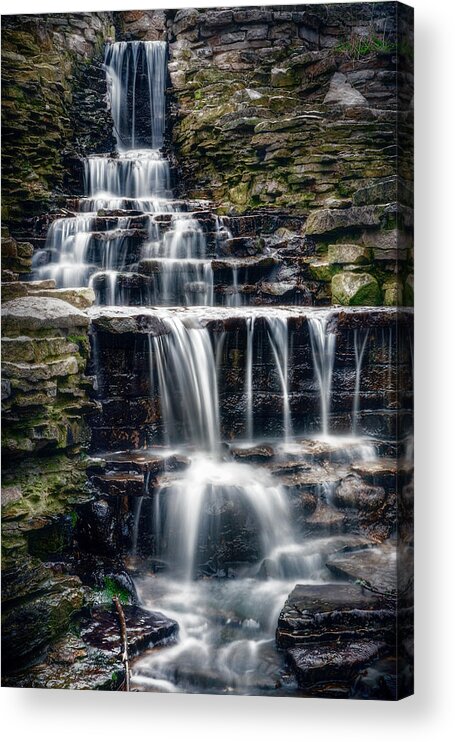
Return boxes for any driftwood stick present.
[113,595,130,691]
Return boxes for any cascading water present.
[353,328,370,435]
[32,39,214,307]
[72,39,382,696]
[150,317,220,453]
[84,151,172,200]
[266,316,293,443]
[245,316,255,440]
[104,40,166,150]
[308,313,336,437]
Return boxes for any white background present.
[1,0,454,739]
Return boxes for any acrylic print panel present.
[1,3,414,700]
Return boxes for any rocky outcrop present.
[276,581,403,698]
[1,12,114,229]
[1,295,95,676]
[163,4,413,306]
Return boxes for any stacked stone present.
[1,12,114,229]
[165,4,413,306]
[1,295,94,677]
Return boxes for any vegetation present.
[336,32,396,60]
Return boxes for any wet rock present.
[91,472,145,498]
[351,458,401,489]
[276,583,395,649]
[77,499,119,556]
[304,503,346,532]
[81,605,178,656]
[331,271,382,306]
[89,308,169,336]
[99,450,190,477]
[326,543,398,595]
[335,474,386,511]
[288,640,386,690]
[3,633,124,690]
[230,444,275,463]
[1,575,85,671]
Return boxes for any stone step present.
[276,582,395,649]
[325,542,398,595]
[100,450,190,475]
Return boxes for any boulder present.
[1,575,85,671]
[334,474,386,511]
[331,272,381,305]
[88,308,170,336]
[4,633,124,691]
[2,296,89,336]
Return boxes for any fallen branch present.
[113,595,130,691]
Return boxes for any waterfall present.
[145,216,214,306]
[104,40,166,150]
[245,316,255,440]
[266,317,292,443]
[150,317,221,453]
[352,328,370,435]
[39,33,389,697]
[308,314,336,437]
[84,151,171,199]
[151,456,294,581]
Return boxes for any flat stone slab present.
[2,296,89,335]
[29,287,95,309]
[276,583,395,648]
[326,543,398,596]
[98,450,190,475]
[287,640,386,689]
[231,444,275,462]
[81,605,178,657]
[87,305,399,334]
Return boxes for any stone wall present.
[163,3,413,307]
[1,296,95,674]
[1,12,115,230]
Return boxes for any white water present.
[353,329,370,435]
[245,316,255,440]
[33,40,215,307]
[308,314,336,436]
[150,317,220,453]
[151,456,295,582]
[85,150,171,200]
[266,316,292,443]
[77,41,385,696]
[104,40,166,151]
